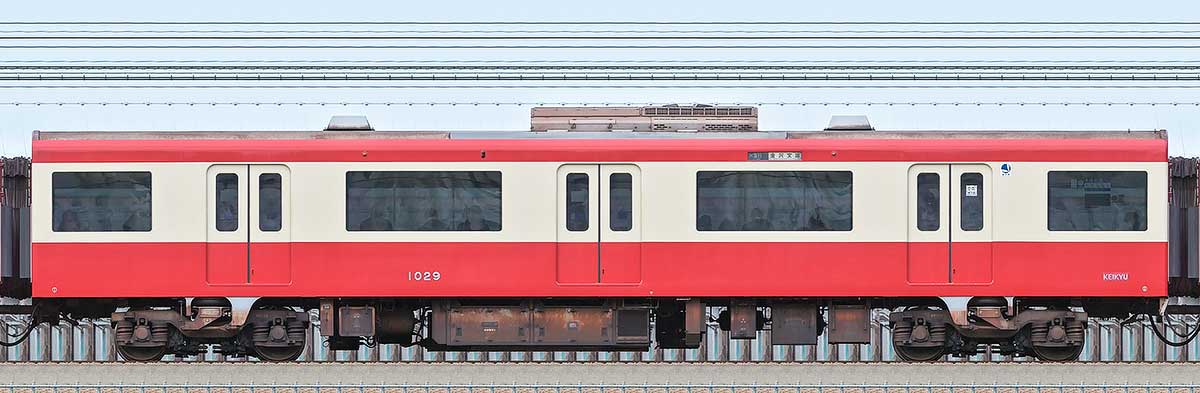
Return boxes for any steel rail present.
[5,21,1200,25]
[7,29,1200,34]
[4,102,1199,107]
[0,84,1197,88]
[2,73,1199,82]
[5,44,1200,48]
[6,66,1200,72]
[6,66,1200,71]
[6,35,1200,40]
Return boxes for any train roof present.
[32,129,1168,141]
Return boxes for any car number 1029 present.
[408,271,441,281]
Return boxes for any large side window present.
[696,171,853,231]
[52,172,152,232]
[346,171,502,232]
[1048,171,1147,231]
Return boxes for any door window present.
[609,173,633,231]
[259,173,282,232]
[215,173,239,232]
[960,173,984,231]
[916,173,940,231]
[566,173,589,231]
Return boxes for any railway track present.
[3,363,1200,387]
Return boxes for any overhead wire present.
[5,21,1200,25]
[5,44,1200,49]
[0,84,1196,88]
[5,29,1200,34]
[3,101,1198,106]
[4,35,1200,40]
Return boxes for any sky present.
[0,0,1198,156]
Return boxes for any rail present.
[1,385,1199,393]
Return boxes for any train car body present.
[26,129,1168,361]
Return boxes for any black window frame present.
[1047,170,1148,232]
[258,173,282,232]
[695,170,854,232]
[214,173,239,232]
[345,170,503,232]
[51,171,152,233]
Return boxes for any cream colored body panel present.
[32,161,1167,244]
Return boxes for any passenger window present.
[259,173,282,232]
[215,173,238,232]
[960,173,984,231]
[566,173,589,231]
[51,171,152,232]
[696,171,852,231]
[1048,171,1147,231]
[345,171,502,232]
[610,173,633,231]
[916,173,940,231]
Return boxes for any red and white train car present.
[26,124,1167,361]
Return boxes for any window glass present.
[696,171,852,231]
[960,173,984,231]
[215,173,238,232]
[566,173,589,231]
[610,173,633,231]
[1048,171,1147,231]
[346,171,501,231]
[259,173,282,232]
[52,172,151,232]
[916,173,940,231]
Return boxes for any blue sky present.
[0,0,1198,156]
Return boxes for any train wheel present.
[1031,344,1083,362]
[890,314,948,362]
[113,317,171,362]
[248,315,308,362]
[252,344,305,362]
[116,344,167,362]
[894,344,946,362]
[1028,319,1085,362]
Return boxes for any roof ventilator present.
[325,115,374,131]
[824,115,873,131]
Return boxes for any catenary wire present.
[5,44,1200,49]
[2,101,1198,106]
[6,35,1200,40]
[0,84,1196,88]
[5,21,1200,25]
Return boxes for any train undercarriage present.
[5,296,1166,362]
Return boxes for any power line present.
[3,72,1197,82]
[0,84,1197,88]
[5,45,1200,49]
[4,59,1197,64]
[6,35,1200,40]
[5,66,1200,71]
[6,29,1200,34]
[2,101,1198,106]
[5,21,1200,25]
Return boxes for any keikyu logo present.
[1103,272,1130,281]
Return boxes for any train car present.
[11,115,1172,362]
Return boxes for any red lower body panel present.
[31,241,1165,298]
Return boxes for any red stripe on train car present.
[31,241,1166,298]
[32,138,1166,163]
